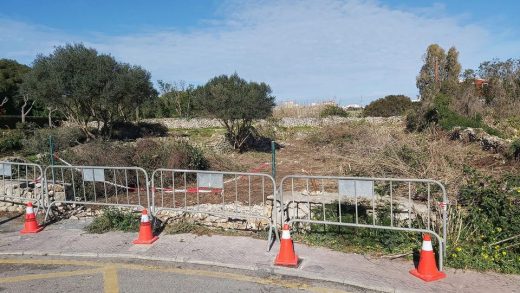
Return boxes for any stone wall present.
[142,116,403,129]
[63,116,403,130]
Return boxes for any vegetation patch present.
[364,95,414,117]
[319,105,349,118]
[86,208,140,233]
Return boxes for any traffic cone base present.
[274,224,299,268]
[133,235,158,244]
[20,225,44,234]
[274,252,299,267]
[410,269,446,282]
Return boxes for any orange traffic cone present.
[132,209,158,244]
[20,202,43,234]
[274,224,299,267]
[410,234,446,282]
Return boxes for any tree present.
[195,73,275,151]
[476,59,520,118]
[22,43,156,138]
[443,47,462,95]
[363,95,413,117]
[0,59,30,115]
[417,44,446,102]
[155,80,195,118]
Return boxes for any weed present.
[86,208,140,233]
[164,221,213,236]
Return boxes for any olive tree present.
[22,43,156,138]
[195,73,275,151]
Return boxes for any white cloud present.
[1,0,517,104]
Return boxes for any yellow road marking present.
[103,266,119,293]
[0,258,102,267]
[0,258,349,293]
[0,268,102,283]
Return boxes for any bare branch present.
[0,97,7,107]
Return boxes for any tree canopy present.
[21,43,157,138]
[363,95,413,117]
[195,73,275,151]
[0,59,31,115]
[416,44,461,103]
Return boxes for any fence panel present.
[44,165,150,221]
[0,161,44,211]
[279,175,448,270]
[151,169,279,250]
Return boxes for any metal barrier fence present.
[43,165,150,222]
[279,175,448,270]
[151,169,279,250]
[0,162,44,212]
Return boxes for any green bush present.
[510,139,520,160]
[364,95,413,117]
[107,121,168,140]
[446,169,520,273]
[86,208,140,233]
[132,139,209,172]
[0,116,60,129]
[59,140,134,166]
[406,95,501,137]
[0,130,24,153]
[22,127,86,155]
[319,105,349,118]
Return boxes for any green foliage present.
[319,105,349,118]
[446,170,520,273]
[295,202,420,254]
[417,44,461,102]
[364,95,413,117]
[22,43,157,139]
[86,208,140,233]
[0,130,24,153]
[406,94,501,137]
[0,59,31,115]
[164,221,212,236]
[0,116,56,129]
[22,127,86,155]
[132,139,209,173]
[107,121,168,140]
[510,139,520,160]
[195,73,275,151]
[141,80,197,118]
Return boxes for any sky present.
[1,0,519,105]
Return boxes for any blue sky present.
[1,0,519,104]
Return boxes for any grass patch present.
[163,220,269,240]
[293,228,420,256]
[164,221,213,236]
[85,208,140,233]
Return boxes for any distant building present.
[279,100,299,108]
[344,104,363,110]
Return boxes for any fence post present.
[271,140,276,181]
[48,135,54,166]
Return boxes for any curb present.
[0,250,393,292]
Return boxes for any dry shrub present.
[304,121,506,195]
[61,141,134,166]
[60,138,209,172]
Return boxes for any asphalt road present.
[0,256,373,293]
